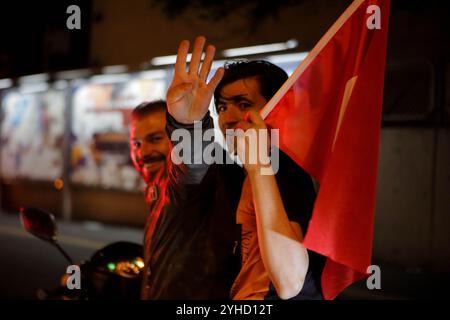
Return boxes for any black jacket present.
[141,112,244,299]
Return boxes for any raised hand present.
[166,36,224,124]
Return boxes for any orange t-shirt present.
[230,177,271,300]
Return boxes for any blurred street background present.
[0,0,449,299]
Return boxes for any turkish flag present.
[262,0,390,300]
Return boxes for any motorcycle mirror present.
[20,207,58,243]
[19,207,74,264]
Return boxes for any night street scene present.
[0,0,449,310]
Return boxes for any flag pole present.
[260,0,365,120]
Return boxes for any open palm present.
[167,36,224,124]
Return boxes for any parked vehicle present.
[19,207,143,300]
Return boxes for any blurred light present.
[266,52,309,64]
[222,39,298,57]
[54,178,64,190]
[139,70,166,80]
[135,258,144,269]
[71,78,90,87]
[0,78,13,89]
[90,73,131,84]
[151,53,205,66]
[18,73,49,85]
[53,80,69,90]
[140,61,152,70]
[18,83,49,94]
[55,69,92,80]
[102,65,128,74]
[107,262,116,271]
[211,60,228,70]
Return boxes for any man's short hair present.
[131,100,167,120]
[213,60,288,110]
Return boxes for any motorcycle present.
[19,207,144,300]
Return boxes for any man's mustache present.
[138,153,166,166]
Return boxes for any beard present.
[136,153,166,183]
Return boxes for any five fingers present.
[174,36,223,90]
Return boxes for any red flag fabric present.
[262,0,390,300]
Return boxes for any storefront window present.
[0,88,65,181]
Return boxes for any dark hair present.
[213,60,288,110]
[131,100,167,120]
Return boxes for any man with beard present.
[130,100,170,205]
[138,41,243,299]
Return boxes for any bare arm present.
[236,110,309,300]
[248,170,309,300]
